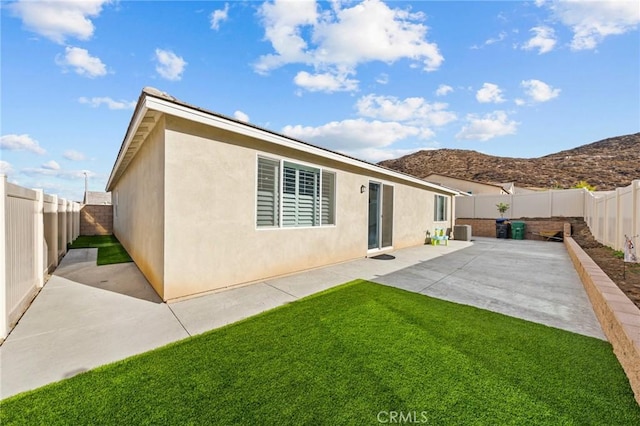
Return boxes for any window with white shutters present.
[257,156,335,228]
[321,171,335,225]
[257,157,280,227]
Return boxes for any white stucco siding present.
[112,116,166,298]
[390,182,432,248]
[162,116,368,299]
[160,116,453,299]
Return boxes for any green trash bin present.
[511,221,525,240]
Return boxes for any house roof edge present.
[106,88,460,196]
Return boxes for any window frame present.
[256,155,336,230]
[434,194,448,222]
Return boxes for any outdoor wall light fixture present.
[360,185,367,193]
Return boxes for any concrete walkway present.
[0,237,604,399]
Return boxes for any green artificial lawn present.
[2,280,638,425]
[68,235,132,265]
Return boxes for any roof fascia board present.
[145,96,458,195]
[106,103,150,191]
[427,173,506,191]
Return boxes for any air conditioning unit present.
[454,225,472,241]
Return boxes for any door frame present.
[367,181,394,252]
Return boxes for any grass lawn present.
[2,280,638,425]
[69,235,132,265]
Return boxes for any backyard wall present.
[565,237,640,404]
[455,188,586,219]
[456,180,639,252]
[80,205,113,236]
[455,218,570,241]
[584,180,640,252]
[0,175,80,340]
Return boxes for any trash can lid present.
[496,218,508,223]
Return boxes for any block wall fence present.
[80,205,113,236]
[564,237,640,405]
[455,218,569,241]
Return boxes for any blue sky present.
[1,0,639,201]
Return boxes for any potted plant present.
[496,202,510,218]
[495,202,510,238]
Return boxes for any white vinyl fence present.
[456,180,640,252]
[1,175,80,340]
[456,188,587,219]
[584,180,640,252]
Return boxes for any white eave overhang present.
[106,91,460,196]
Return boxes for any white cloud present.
[210,3,229,30]
[22,167,96,180]
[0,134,46,155]
[233,110,250,122]
[435,84,453,96]
[154,49,187,81]
[456,111,518,141]
[484,31,507,45]
[484,31,507,46]
[476,83,506,103]
[79,96,136,110]
[293,70,359,93]
[278,92,456,162]
[545,0,640,50]
[283,119,421,154]
[471,31,507,49]
[522,26,557,54]
[64,149,86,161]
[514,98,526,106]
[375,73,389,85]
[521,79,560,103]
[8,0,110,44]
[56,46,107,78]
[356,94,456,127]
[0,160,14,175]
[42,160,61,170]
[255,0,317,73]
[256,0,443,92]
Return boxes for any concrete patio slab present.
[372,238,606,340]
[0,237,604,400]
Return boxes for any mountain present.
[378,133,640,191]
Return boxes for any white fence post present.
[34,189,45,288]
[66,200,72,246]
[0,175,7,339]
[634,180,639,244]
[51,194,59,268]
[58,198,67,260]
[73,203,80,240]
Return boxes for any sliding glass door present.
[368,182,393,250]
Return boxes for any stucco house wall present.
[112,116,166,298]
[108,88,457,301]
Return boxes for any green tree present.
[573,181,596,191]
